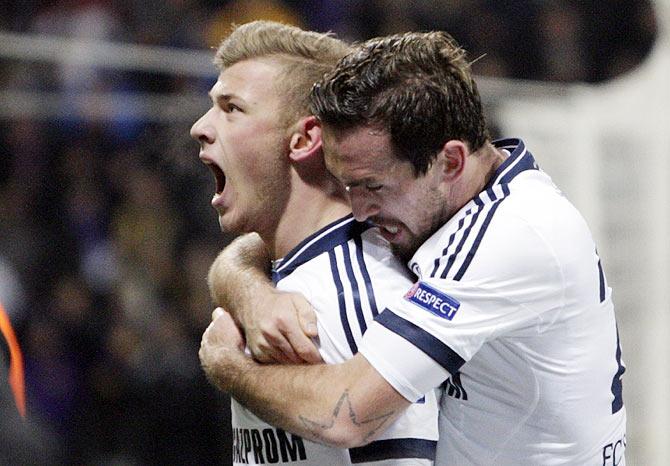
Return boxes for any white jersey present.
[359,139,626,465]
[231,215,439,465]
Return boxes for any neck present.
[466,141,505,191]
[263,169,350,260]
[446,141,507,215]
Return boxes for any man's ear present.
[289,116,323,163]
[440,140,468,181]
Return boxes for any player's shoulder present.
[499,171,595,254]
[413,174,592,285]
[475,180,597,289]
[504,169,574,217]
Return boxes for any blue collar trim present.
[483,138,538,192]
[272,214,373,283]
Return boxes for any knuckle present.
[275,321,287,333]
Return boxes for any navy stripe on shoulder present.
[453,184,510,281]
[350,438,436,463]
[354,234,379,318]
[375,309,465,375]
[429,207,473,277]
[434,198,485,279]
[342,241,367,335]
[329,249,357,354]
[274,215,374,282]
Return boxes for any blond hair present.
[215,21,350,121]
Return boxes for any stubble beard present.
[391,190,451,266]
[391,242,415,265]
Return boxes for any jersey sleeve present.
[359,210,566,401]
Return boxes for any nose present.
[190,109,215,145]
[348,188,380,222]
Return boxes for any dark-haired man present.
[201,31,627,465]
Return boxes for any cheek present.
[222,118,274,147]
[228,138,276,178]
[390,189,433,228]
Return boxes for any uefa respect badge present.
[404,281,460,320]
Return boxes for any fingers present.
[282,323,322,364]
[248,314,306,364]
[244,333,291,364]
[292,295,321,363]
[262,331,305,364]
[233,291,322,365]
[297,300,318,338]
[260,298,321,364]
[245,309,321,364]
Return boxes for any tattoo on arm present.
[298,390,395,443]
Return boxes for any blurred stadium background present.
[0,1,667,464]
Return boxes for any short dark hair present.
[310,31,489,175]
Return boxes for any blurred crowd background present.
[0,0,659,465]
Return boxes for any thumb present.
[297,303,318,338]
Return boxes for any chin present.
[219,212,260,236]
[218,215,242,235]
[391,242,416,264]
[218,220,232,234]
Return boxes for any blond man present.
[191,21,438,465]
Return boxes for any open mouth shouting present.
[210,162,226,195]
[200,156,227,206]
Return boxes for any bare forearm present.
[207,233,272,324]
[207,235,320,364]
[203,351,407,448]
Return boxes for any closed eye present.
[344,181,383,194]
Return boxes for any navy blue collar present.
[272,214,373,283]
[483,138,538,192]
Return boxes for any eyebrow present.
[207,91,242,105]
